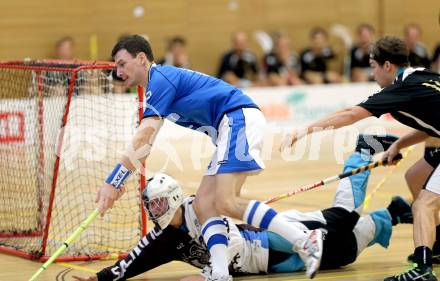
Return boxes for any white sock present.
[201,217,229,277]
[243,200,307,248]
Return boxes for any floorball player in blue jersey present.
[96,35,323,281]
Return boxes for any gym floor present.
[0,134,431,281]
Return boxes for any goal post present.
[0,60,147,262]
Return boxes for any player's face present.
[277,37,290,53]
[369,59,394,88]
[146,197,169,219]
[358,28,373,46]
[311,33,326,51]
[114,49,145,87]
[233,32,247,52]
[56,41,74,60]
[405,27,420,46]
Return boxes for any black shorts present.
[319,207,360,269]
[424,147,440,194]
[424,147,440,168]
[268,207,360,270]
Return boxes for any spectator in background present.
[55,36,75,60]
[157,36,191,69]
[350,24,375,82]
[432,43,440,73]
[218,31,259,87]
[262,33,303,86]
[46,37,76,96]
[404,23,431,68]
[300,27,342,84]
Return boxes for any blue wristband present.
[105,163,132,189]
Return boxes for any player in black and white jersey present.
[73,134,413,281]
[406,137,440,266]
[282,36,440,281]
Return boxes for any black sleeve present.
[156,57,166,65]
[350,47,366,69]
[218,52,232,78]
[349,47,357,69]
[263,54,279,74]
[300,50,310,74]
[433,44,440,62]
[96,227,181,281]
[322,47,335,60]
[357,85,412,118]
[250,53,259,74]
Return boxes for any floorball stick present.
[29,209,100,281]
[363,146,414,210]
[264,154,402,204]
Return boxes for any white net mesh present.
[0,62,144,259]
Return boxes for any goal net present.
[0,60,146,261]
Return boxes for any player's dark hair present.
[168,36,186,50]
[404,23,421,36]
[111,35,154,61]
[357,23,375,35]
[370,36,409,67]
[310,27,328,39]
[56,36,74,48]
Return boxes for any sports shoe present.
[206,275,232,281]
[387,196,413,226]
[296,229,323,279]
[384,264,437,281]
[408,241,440,265]
[201,266,233,281]
[408,253,440,265]
[355,134,399,156]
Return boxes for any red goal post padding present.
[0,60,146,262]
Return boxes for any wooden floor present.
[1,133,437,281]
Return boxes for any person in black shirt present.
[217,32,259,87]
[262,33,303,86]
[350,24,375,82]
[405,137,440,266]
[432,43,440,73]
[300,27,342,84]
[157,36,191,69]
[402,29,440,250]
[281,36,440,281]
[404,23,431,69]
[402,43,440,242]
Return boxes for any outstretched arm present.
[72,276,97,281]
[96,116,163,215]
[281,106,372,151]
[74,228,179,281]
[383,129,429,163]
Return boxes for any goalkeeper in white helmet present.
[75,134,412,281]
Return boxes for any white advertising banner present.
[243,82,398,128]
[0,83,404,146]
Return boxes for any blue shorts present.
[205,108,265,175]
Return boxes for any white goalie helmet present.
[142,173,185,230]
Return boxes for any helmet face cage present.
[142,173,184,230]
[143,197,170,221]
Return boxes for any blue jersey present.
[143,65,259,131]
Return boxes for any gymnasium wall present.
[0,0,439,75]
[0,82,402,152]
